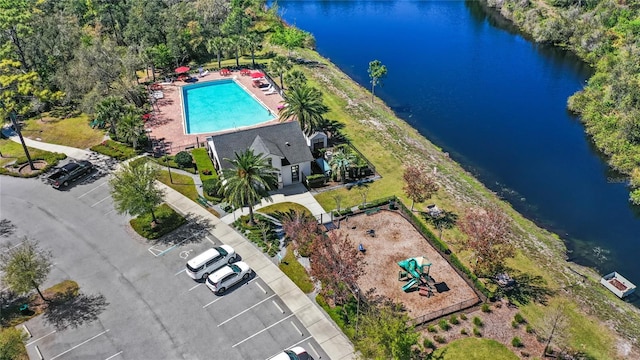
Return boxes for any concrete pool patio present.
[145,70,285,153]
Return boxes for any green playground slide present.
[397,258,422,280]
[402,278,419,292]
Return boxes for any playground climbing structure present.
[398,256,434,297]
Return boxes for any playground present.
[332,210,479,320]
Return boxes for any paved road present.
[0,175,329,360]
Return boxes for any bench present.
[196,195,211,207]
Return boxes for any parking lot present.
[1,175,329,360]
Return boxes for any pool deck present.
[145,70,285,154]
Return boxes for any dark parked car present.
[47,160,93,189]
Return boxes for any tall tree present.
[110,162,165,224]
[221,149,278,225]
[227,35,245,67]
[206,37,227,69]
[268,55,292,88]
[355,302,420,360]
[284,69,307,89]
[278,85,328,135]
[310,231,365,306]
[459,204,514,276]
[329,148,355,183]
[280,209,317,252]
[116,107,145,149]
[243,32,262,67]
[402,165,439,211]
[94,96,127,136]
[368,59,387,103]
[0,238,53,302]
[0,0,34,69]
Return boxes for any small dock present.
[600,272,636,298]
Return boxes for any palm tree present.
[222,149,279,225]
[227,35,245,67]
[116,107,145,149]
[94,96,126,136]
[206,37,226,69]
[268,55,292,88]
[284,70,307,89]
[243,32,262,68]
[279,85,328,135]
[329,148,355,183]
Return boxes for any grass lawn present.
[158,170,199,202]
[22,113,104,149]
[0,139,63,166]
[192,148,217,181]
[258,202,312,216]
[432,337,518,360]
[278,244,314,293]
[130,203,187,239]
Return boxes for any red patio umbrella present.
[175,66,190,74]
[251,71,265,79]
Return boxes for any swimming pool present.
[182,79,275,134]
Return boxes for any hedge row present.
[90,139,138,160]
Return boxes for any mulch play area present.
[330,210,479,321]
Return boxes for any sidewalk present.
[5,131,95,160]
[159,182,356,360]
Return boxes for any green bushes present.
[511,337,523,348]
[439,319,451,331]
[91,140,138,160]
[473,327,482,337]
[129,204,187,239]
[332,208,354,217]
[423,338,436,350]
[434,335,446,344]
[449,315,459,325]
[357,196,394,210]
[175,151,193,168]
[481,303,491,313]
[306,174,327,188]
[0,327,27,360]
[473,316,484,327]
[233,215,280,257]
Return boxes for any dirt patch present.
[18,160,48,175]
[330,210,479,320]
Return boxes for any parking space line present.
[77,182,108,199]
[3,241,24,252]
[272,300,284,314]
[26,330,56,346]
[174,269,186,276]
[188,284,202,292]
[206,236,216,245]
[290,321,303,336]
[232,314,294,348]
[203,297,225,309]
[308,342,320,359]
[50,329,110,360]
[154,230,206,257]
[264,336,312,360]
[104,209,116,216]
[105,350,123,360]
[255,282,267,294]
[218,294,276,326]
[90,195,111,208]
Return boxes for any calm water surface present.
[278,0,640,301]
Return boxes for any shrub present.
[525,324,534,334]
[481,303,491,313]
[514,313,526,324]
[512,320,519,328]
[0,327,27,360]
[427,325,437,333]
[90,139,138,160]
[306,174,327,188]
[472,316,483,327]
[460,313,468,320]
[202,178,222,197]
[449,315,459,325]
[473,327,482,337]
[129,204,186,239]
[438,319,451,331]
[423,338,436,350]
[175,151,193,168]
[434,335,446,344]
[511,337,523,348]
[460,328,468,335]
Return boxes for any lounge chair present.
[152,91,164,99]
[265,88,278,95]
[160,78,174,85]
[199,70,209,78]
[260,85,273,92]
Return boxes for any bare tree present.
[459,205,514,276]
[403,165,439,211]
[536,302,569,357]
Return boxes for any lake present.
[277,0,640,302]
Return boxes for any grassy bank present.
[288,46,640,357]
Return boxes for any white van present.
[186,245,237,280]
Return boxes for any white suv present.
[205,261,252,294]
[186,245,237,280]
[271,347,310,360]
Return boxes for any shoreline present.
[283,44,640,356]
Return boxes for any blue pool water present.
[182,80,275,134]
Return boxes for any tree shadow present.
[44,291,108,330]
[150,213,214,246]
[0,219,16,238]
[495,270,555,305]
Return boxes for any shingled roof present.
[209,121,314,170]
